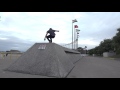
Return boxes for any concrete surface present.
[67,56,120,78]
[67,53,83,64]
[0,55,51,78]
[5,43,79,78]
[1,55,120,78]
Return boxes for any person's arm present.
[54,30,59,32]
[56,30,59,32]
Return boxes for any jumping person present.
[44,28,59,43]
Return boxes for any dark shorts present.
[46,35,55,38]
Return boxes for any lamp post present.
[72,19,77,49]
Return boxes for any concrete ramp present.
[67,53,83,64]
[5,43,75,78]
[61,45,82,64]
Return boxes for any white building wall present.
[103,52,116,57]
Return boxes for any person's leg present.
[49,36,52,43]
[50,38,52,43]
[46,35,51,42]
[46,35,55,43]
[50,36,55,43]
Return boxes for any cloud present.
[0,35,34,51]
[0,12,120,51]
[0,37,8,40]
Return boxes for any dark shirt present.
[47,29,56,36]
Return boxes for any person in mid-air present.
[44,28,59,43]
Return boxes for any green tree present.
[99,39,114,52]
[88,49,94,55]
[112,28,120,54]
[88,39,114,56]
[88,28,120,55]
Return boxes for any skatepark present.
[0,43,120,78]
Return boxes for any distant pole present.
[75,29,77,50]
[0,16,1,21]
[72,19,77,49]
[75,30,77,50]
[10,52,12,60]
[77,39,78,49]
[77,35,79,49]
[72,21,73,49]
[85,46,87,55]
[76,38,78,49]
[74,27,75,49]
[76,29,80,49]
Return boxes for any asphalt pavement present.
[67,56,120,78]
[0,55,120,78]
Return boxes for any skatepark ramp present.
[5,43,82,78]
[55,44,82,64]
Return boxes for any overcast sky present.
[0,12,120,51]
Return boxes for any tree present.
[88,49,94,55]
[112,28,120,54]
[99,39,114,52]
[88,39,114,56]
[88,28,120,55]
[77,47,86,54]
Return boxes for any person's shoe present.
[50,40,52,43]
[49,41,52,43]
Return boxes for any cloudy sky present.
[0,12,120,51]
